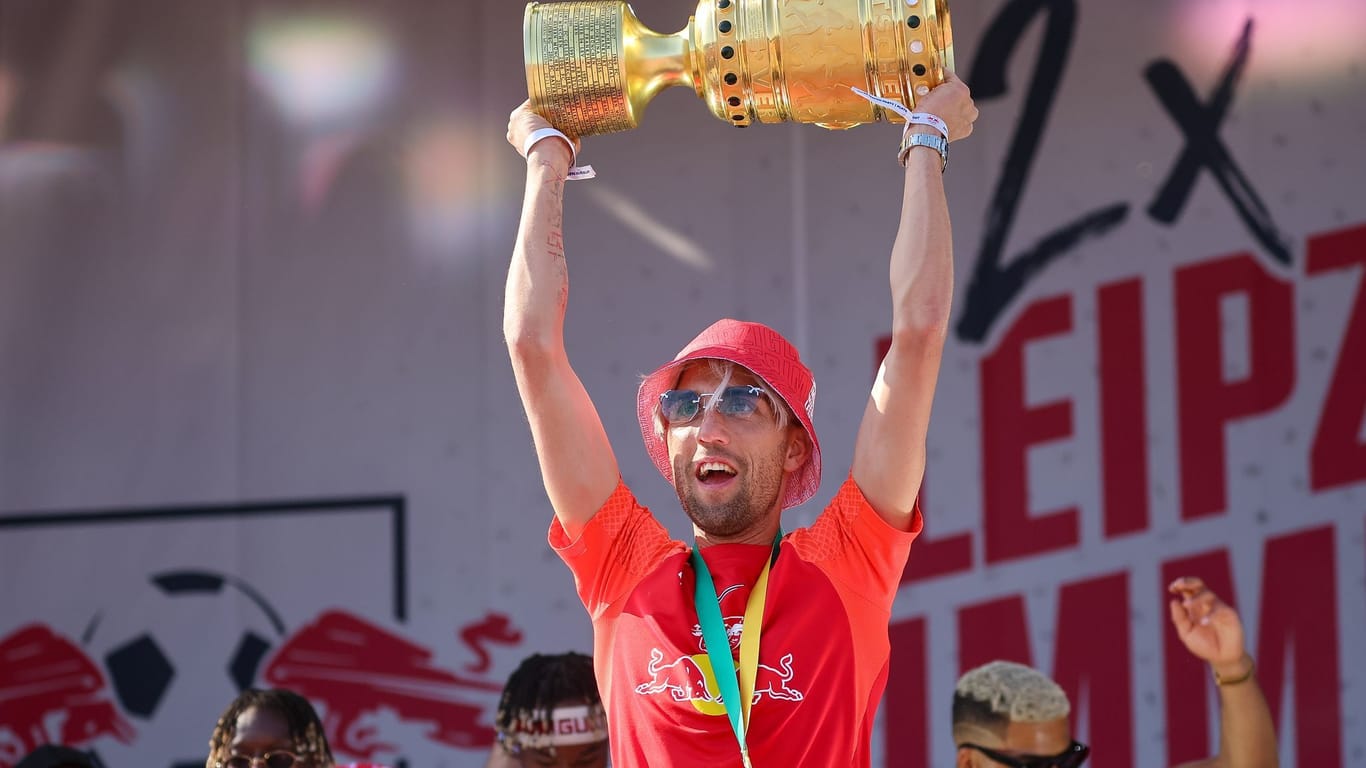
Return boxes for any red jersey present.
[549,476,920,767]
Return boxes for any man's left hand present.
[914,70,978,142]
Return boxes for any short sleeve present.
[786,474,921,608]
[549,478,686,618]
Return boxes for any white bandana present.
[504,704,608,750]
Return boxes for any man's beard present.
[673,446,786,538]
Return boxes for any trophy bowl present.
[524,0,953,137]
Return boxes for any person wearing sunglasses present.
[503,62,977,768]
[205,688,334,768]
[952,662,1089,768]
[485,652,609,768]
[951,578,1276,768]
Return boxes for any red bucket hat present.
[636,319,821,510]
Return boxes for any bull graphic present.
[0,625,135,768]
[752,653,803,703]
[633,648,806,708]
[689,616,744,654]
[265,610,520,757]
[633,650,718,703]
[459,614,522,675]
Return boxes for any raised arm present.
[503,102,620,539]
[851,72,977,529]
[1168,577,1279,768]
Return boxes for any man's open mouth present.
[695,461,737,485]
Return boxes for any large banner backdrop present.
[1,1,1362,766]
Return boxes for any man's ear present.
[955,746,975,768]
[783,426,811,472]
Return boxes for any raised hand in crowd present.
[1168,577,1278,768]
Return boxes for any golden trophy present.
[524,0,953,137]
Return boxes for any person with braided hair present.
[484,652,608,768]
[205,688,335,768]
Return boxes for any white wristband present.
[522,127,575,164]
[903,112,949,140]
[522,127,596,181]
[848,86,949,141]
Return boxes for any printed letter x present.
[1144,19,1292,265]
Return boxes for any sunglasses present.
[216,752,306,768]
[959,741,1089,768]
[659,385,768,425]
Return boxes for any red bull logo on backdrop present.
[264,610,520,756]
[0,625,134,767]
[0,494,526,768]
[0,611,520,768]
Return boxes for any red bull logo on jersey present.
[691,614,745,654]
[635,616,805,715]
[634,649,719,707]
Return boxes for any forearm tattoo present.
[543,173,568,310]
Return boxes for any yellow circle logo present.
[689,654,728,716]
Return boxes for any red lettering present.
[1052,572,1133,768]
[1098,278,1149,537]
[1306,223,1366,490]
[886,617,930,768]
[958,594,1032,672]
[1257,525,1342,767]
[1175,253,1294,520]
[1160,550,1236,765]
[980,296,1078,563]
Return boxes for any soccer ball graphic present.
[85,569,284,768]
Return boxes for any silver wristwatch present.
[898,132,948,172]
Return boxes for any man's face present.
[513,740,609,768]
[665,364,799,538]
[957,717,1072,767]
[221,706,312,768]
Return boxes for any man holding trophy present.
[504,2,976,764]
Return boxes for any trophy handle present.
[524,1,695,137]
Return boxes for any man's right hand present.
[506,100,577,170]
